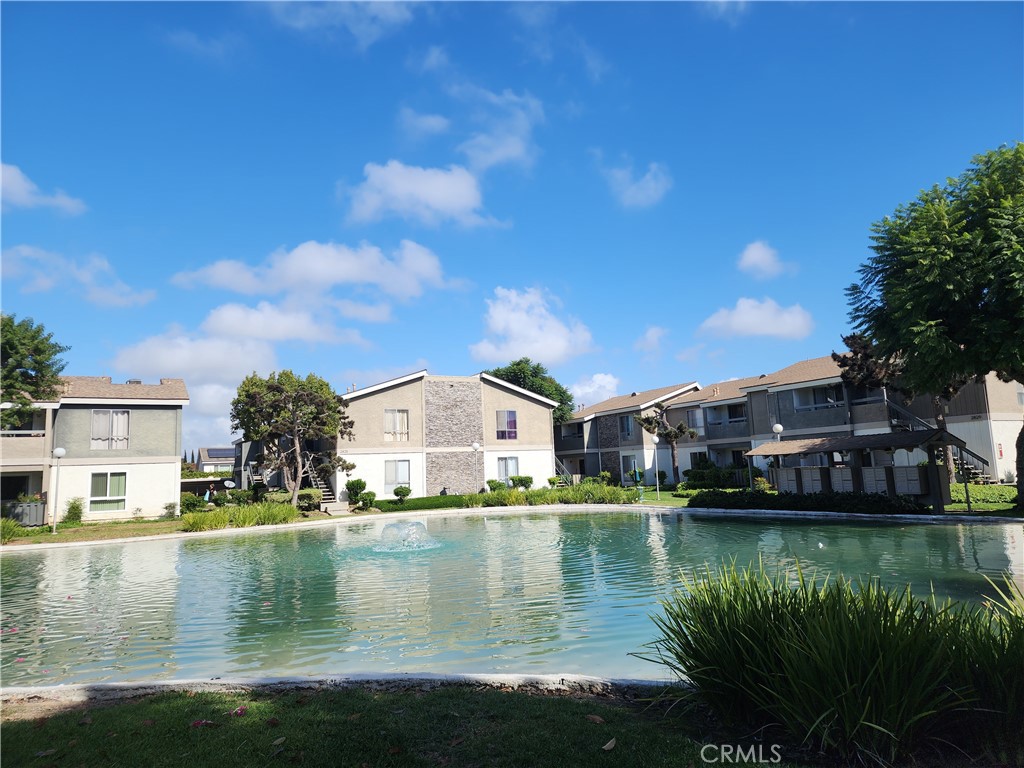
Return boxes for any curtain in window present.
[109,472,127,496]
[91,410,111,449]
[496,410,517,439]
[384,410,410,441]
[91,473,108,497]
[498,456,518,480]
[110,411,130,449]
[385,460,410,488]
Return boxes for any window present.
[705,407,724,426]
[496,410,517,440]
[91,410,130,450]
[560,422,583,438]
[498,456,519,482]
[90,472,126,511]
[727,403,747,423]
[690,451,709,470]
[384,409,410,442]
[619,415,633,438]
[621,454,639,481]
[793,385,844,411]
[849,384,883,404]
[731,450,746,467]
[685,409,701,429]
[384,460,410,492]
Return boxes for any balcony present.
[1,431,46,461]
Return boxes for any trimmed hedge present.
[376,495,470,513]
[688,489,930,515]
[950,484,1018,504]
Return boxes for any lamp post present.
[51,447,66,534]
[770,424,784,486]
[651,435,660,500]
[471,441,482,493]
[772,423,784,441]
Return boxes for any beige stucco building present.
[338,371,558,500]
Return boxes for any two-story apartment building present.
[1,377,189,524]
[555,355,1021,486]
[337,371,558,500]
[554,382,700,485]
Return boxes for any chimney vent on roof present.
[126,379,142,385]
[631,392,638,397]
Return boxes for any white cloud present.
[335,299,392,323]
[413,45,449,73]
[571,373,619,406]
[167,29,241,58]
[2,245,155,307]
[335,359,431,392]
[675,343,706,363]
[269,2,414,50]
[2,164,86,215]
[347,160,493,227]
[699,297,814,339]
[451,86,544,173]
[568,32,608,83]
[737,240,793,280]
[200,301,368,344]
[113,331,277,386]
[172,239,448,301]
[596,155,673,208]
[634,326,667,356]
[469,287,592,367]
[701,0,750,25]
[398,107,450,139]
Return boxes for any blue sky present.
[3,1,1021,453]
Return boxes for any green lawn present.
[0,685,808,768]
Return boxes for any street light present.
[651,435,661,500]
[471,441,482,493]
[51,447,66,534]
[772,423,784,441]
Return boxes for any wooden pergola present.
[746,429,986,514]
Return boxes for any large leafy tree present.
[634,402,697,484]
[843,144,1024,502]
[230,370,355,507]
[484,357,575,424]
[1,314,69,429]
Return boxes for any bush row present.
[687,489,930,515]
[949,483,1018,504]
[180,502,298,532]
[463,485,641,508]
[647,562,1023,764]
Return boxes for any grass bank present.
[0,684,808,768]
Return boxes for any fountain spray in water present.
[374,521,441,552]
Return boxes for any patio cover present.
[745,428,968,458]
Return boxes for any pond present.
[1,509,1021,687]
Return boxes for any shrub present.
[357,491,377,509]
[509,475,533,490]
[547,476,560,488]
[392,486,412,503]
[345,478,367,501]
[599,471,612,485]
[1,517,25,544]
[62,497,84,525]
[479,488,528,507]
[228,488,254,505]
[486,479,508,492]
[523,489,553,505]
[645,562,1024,765]
[752,476,772,493]
[180,510,230,532]
[687,489,930,515]
[949,484,1017,505]
[210,492,228,507]
[230,506,260,528]
[180,493,206,514]
[296,488,322,512]
[162,502,179,519]
[377,494,469,513]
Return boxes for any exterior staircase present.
[303,461,337,504]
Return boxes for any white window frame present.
[384,409,410,442]
[90,471,127,511]
[497,456,519,482]
[90,409,130,450]
[384,459,411,493]
[496,410,517,440]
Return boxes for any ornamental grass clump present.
[645,561,1023,765]
[252,502,297,526]
[180,510,230,532]
[1,517,25,544]
[229,506,260,528]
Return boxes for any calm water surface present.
[1,510,1021,686]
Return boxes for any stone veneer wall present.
[596,414,619,450]
[426,452,483,496]
[600,450,621,483]
[425,379,484,495]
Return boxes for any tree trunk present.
[290,432,303,508]
[668,440,680,486]
[932,397,957,486]
[1016,417,1023,509]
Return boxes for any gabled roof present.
[341,370,558,409]
[56,376,189,403]
[199,447,235,462]
[740,355,842,392]
[663,375,767,408]
[568,381,699,422]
